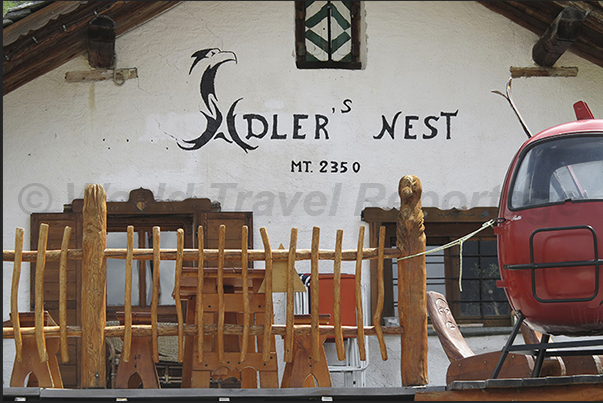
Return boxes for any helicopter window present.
[509,134,603,210]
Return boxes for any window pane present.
[149,231,178,306]
[106,231,140,306]
[510,135,603,209]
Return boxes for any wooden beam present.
[510,66,578,78]
[532,6,587,67]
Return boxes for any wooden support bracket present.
[65,68,138,83]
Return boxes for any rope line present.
[397,218,497,291]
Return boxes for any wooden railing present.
[3,177,428,387]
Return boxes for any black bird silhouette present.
[178,48,257,152]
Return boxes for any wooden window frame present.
[362,206,512,327]
[295,1,362,69]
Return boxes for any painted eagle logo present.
[177,48,257,152]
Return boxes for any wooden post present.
[397,175,428,386]
[80,184,107,388]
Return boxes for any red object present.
[496,109,603,336]
[318,274,357,338]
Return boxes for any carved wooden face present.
[435,297,457,330]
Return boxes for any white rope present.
[397,218,497,291]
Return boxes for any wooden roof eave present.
[2,1,181,96]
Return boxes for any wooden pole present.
[333,229,345,360]
[151,226,161,362]
[284,228,297,363]
[196,225,205,363]
[259,227,273,363]
[122,226,134,363]
[59,226,72,363]
[10,228,25,362]
[80,184,107,388]
[397,175,428,386]
[35,223,49,363]
[217,225,225,363]
[175,228,185,362]
[354,226,366,361]
[310,226,321,361]
[240,225,250,363]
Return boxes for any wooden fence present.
[3,177,428,388]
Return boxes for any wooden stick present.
[355,226,366,361]
[284,228,297,363]
[10,228,24,362]
[372,226,388,360]
[259,227,273,363]
[311,226,320,361]
[175,228,185,363]
[122,226,134,363]
[35,223,49,363]
[397,175,428,386]
[151,226,161,363]
[333,229,346,361]
[196,225,205,363]
[59,226,72,363]
[5,246,406,262]
[217,225,226,363]
[3,323,405,339]
[240,226,250,363]
[80,184,107,388]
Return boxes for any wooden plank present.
[397,175,428,386]
[80,184,107,388]
[415,383,603,401]
[510,66,578,78]
[64,68,137,83]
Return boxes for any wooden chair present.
[113,312,161,389]
[426,291,564,384]
[281,314,332,388]
[9,311,63,388]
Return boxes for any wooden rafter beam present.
[532,6,587,67]
[477,1,603,69]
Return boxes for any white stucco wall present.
[3,1,603,388]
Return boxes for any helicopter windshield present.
[509,133,603,210]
